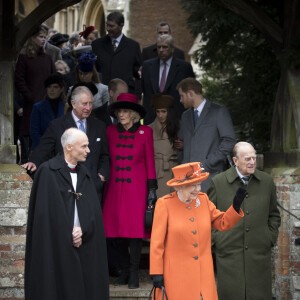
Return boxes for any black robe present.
[25,154,109,300]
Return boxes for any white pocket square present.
[96,138,101,142]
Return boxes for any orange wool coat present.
[150,192,243,300]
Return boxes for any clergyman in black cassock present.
[25,128,109,300]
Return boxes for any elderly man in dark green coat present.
[207,141,281,300]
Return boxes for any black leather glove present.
[147,188,157,207]
[233,187,247,212]
[147,179,158,207]
[152,274,164,288]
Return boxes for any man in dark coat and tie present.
[22,86,109,201]
[25,128,109,300]
[92,12,142,94]
[142,34,195,124]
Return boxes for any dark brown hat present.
[151,93,174,109]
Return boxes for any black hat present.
[49,33,69,47]
[44,73,65,88]
[108,93,146,118]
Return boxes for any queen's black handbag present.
[148,286,168,300]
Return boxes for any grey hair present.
[71,86,94,105]
[61,128,85,150]
[157,34,174,48]
[232,142,256,158]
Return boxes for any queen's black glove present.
[233,187,247,212]
[152,274,164,288]
[147,188,157,207]
[147,179,158,207]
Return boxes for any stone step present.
[109,282,153,300]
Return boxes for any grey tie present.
[242,176,250,185]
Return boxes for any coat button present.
[246,194,249,198]
[246,210,249,215]
[187,206,191,210]
[190,217,194,222]
[246,227,249,232]
[194,256,198,260]
[192,230,197,235]
[193,243,198,247]
[245,246,248,250]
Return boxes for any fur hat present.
[108,93,146,118]
[151,93,174,109]
[167,162,209,187]
[44,73,65,88]
[49,33,69,47]
[77,52,97,72]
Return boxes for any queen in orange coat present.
[150,162,246,300]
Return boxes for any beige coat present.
[149,118,178,198]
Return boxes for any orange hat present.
[167,162,209,187]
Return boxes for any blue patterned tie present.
[193,109,198,127]
[78,120,85,133]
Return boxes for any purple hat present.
[108,93,146,118]
[77,52,97,72]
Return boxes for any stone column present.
[0,164,32,299]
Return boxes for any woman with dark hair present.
[69,52,109,112]
[15,25,56,162]
[30,74,66,150]
[148,94,181,198]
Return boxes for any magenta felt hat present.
[108,93,146,118]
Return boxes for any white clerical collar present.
[65,159,76,169]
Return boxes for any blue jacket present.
[30,99,65,149]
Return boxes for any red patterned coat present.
[102,122,156,238]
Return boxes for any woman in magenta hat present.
[102,93,157,289]
[150,162,246,300]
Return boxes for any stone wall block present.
[0,190,30,207]
[0,208,27,226]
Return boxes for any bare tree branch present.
[15,0,81,53]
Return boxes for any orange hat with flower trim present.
[167,162,209,187]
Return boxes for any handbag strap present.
[148,286,168,300]
[161,286,168,300]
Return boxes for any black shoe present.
[114,272,129,286]
[128,271,139,289]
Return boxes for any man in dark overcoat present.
[25,128,109,300]
[92,12,142,94]
[207,142,281,300]
[141,34,195,124]
[22,86,109,200]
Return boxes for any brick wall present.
[0,165,32,300]
[128,0,194,60]
[272,168,300,300]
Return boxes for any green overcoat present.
[207,166,281,300]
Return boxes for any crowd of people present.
[17,10,281,300]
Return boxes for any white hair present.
[61,128,85,150]
[71,86,93,105]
